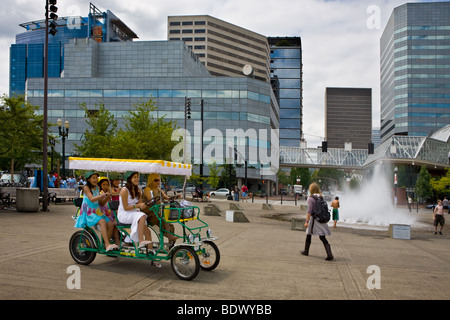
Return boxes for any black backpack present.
[311,195,331,223]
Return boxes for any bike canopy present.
[69,157,192,177]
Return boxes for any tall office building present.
[325,87,372,149]
[268,37,302,147]
[9,3,137,96]
[380,2,450,142]
[167,15,270,82]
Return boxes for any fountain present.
[337,164,416,230]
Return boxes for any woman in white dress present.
[117,171,153,248]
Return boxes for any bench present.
[48,188,79,204]
[0,187,17,207]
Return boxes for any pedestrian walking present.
[300,183,333,261]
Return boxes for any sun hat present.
[85,171,99,179]
[124,171,139,181]
[109,172,122,180]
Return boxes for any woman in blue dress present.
[74,171,118,251]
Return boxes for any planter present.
[16,188,40,212]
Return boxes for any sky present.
[0,0,443,147]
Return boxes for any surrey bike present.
[68,157,220,281]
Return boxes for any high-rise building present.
[167,15,270,82]
[325,87,372,149]
[268,37,302,147]
[380,2,450,142]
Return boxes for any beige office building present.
[168,15,270,82]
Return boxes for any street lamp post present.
[57,118,70,177]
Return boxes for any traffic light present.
[48,0,58,36]
[368,142,374,154]
[185,97,191,119]
[321,141,328,153]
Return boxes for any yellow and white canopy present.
[69,157,192,177]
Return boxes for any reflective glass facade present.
[26,39,279,175]
[10,21,88,96]
[269,37,302,147]
[380,2,450,142]
[10,3,138,97]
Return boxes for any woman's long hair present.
[125,172,140,199]
[86,175,99,193]
[146,173,161,197]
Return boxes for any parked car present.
[0,173,22,184]
[209,188,230,198]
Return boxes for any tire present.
[171,246,200,281]
[198,241,220,271]
[69,230,97,265]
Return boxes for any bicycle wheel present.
[198,241,220,271]
[171,246,200,281]
[69,230,97,265]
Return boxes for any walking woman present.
[300,183,333,260]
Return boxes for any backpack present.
[311,195,331,223]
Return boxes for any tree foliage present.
[115,99,178,160]
[415,165,432,201]
[431,168,450,199]
[0,95,45,170]
[74,98,178,161]
[74,102,117,158]
[207,161,222,189]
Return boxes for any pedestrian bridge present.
[279,126,450,170]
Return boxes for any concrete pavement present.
[0,198,449,301]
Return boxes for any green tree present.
[311,168,344,190]
[415,165,432,202]
[74,99,178,161]
[431,168,450,199]
[207,161,222,189]
[114,99,178,160]
[74,102,117,158]
[0,95,45,171]
[277,169,290,186]
[289,167,311,187]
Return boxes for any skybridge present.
[279,126,450,171]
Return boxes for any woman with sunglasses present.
[142,173,179,244]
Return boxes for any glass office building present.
[25,39,280,188]
[268,37,302,147]
[380,2,450,142]
[9,3,137,96]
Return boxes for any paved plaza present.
[0,198,449,301]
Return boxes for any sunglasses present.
[154,179,160,182]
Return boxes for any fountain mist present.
[337,164,416,229]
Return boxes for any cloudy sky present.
[0,0,442,147]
